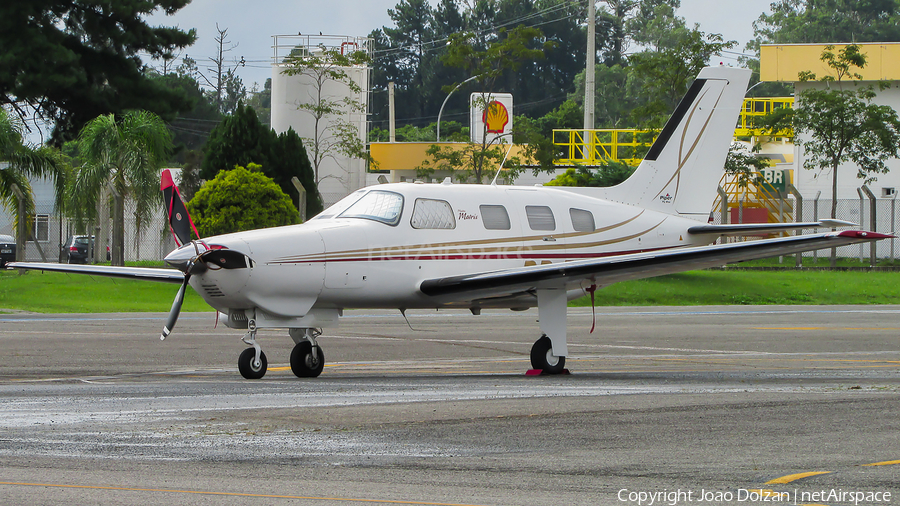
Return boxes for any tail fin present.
[160,169,199,246]
[567,66,751,220]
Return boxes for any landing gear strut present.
[238,319,267,379]
[530,334,566,374]
[289,328,325,378]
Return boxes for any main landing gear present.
[530,334,566,374]
[235,322,326,380]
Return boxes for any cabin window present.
[569,208,595,232]
[338,190,404,226]
[526,206,555,231]
[411,199,456,229]
[312,189,366,220]
[480,205,511,230]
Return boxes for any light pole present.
[436,75,479,142]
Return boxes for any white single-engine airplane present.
[9,66,892,379]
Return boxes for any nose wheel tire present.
[291,341,325,378]
[530,335,566,374]
[238,347,267,379]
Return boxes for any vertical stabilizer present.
[566,66,751,220]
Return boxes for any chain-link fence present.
[1,199,176,264]
[711,193,900,263]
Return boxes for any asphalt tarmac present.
[1,305,899,506]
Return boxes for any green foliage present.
[370,0,586,130]
[418,25,556,183]
[724,143,772,188]
[0,1,196,144]
[0,108,67,227]
[201,103,322,218]
[186,165,300,237]
[749,0,900,48]
[628,28,736,127]
[545,159,636,187]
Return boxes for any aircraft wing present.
[6,262,185,283]
[419,230,891,302]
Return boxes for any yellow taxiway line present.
[0,481,491,506]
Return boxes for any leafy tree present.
[186,164,299,237]
[0,1,196,144]
[749,0,900,48]
[281,48,374,186]
[0,108,66,239]
[70,110,172,266]
[628,28,735,127]
[723,143,772,188]
[201,103,321,218]
[419,26,554,183]
[544,159,636,187]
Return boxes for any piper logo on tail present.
[659,193,674,204]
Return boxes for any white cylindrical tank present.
[271,35,371,206]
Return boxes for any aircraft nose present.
[164,244,197,272]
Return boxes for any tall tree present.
[628,28,735,127]
[201,103,321,218]
[0,1,196,144]
[70,111,172,266]
[749,0,900,48]
[0,108,66,246]
[419,26,555,183]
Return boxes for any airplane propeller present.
[158,169,254,340]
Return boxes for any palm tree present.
[0,108,65,257]
[71,111,171,266]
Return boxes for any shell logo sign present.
[483,101,509,133]
[470,93,513,143]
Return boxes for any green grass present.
[0,270,209,313]
[4,263,900,313]
[571,269,900,307]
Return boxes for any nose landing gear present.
[238,319,267,379]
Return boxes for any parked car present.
[59,235,110,264]
[0,234,14,267]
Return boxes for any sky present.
[146,0,776,89]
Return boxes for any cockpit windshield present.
[337,190,404,226]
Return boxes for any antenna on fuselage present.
[490,143,515,186]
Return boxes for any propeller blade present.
[160,274,190,341]
[200,249,252,269]
[160,169,200,247]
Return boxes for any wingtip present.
[836,230,896,239]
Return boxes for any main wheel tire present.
[290,341,325,378]
[238,348,267,379]
[530,335,566,374]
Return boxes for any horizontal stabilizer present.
[687,219,858,237]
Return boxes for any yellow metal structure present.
[734,97,794,138]
[552,129,649,166]
[714,171,794,226]
[553,98,795,167]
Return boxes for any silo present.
[271,34,371,206]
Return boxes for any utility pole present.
[584,0,596,131]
